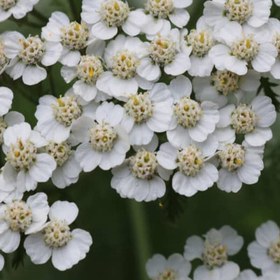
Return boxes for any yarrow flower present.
[0,0,39,22]
[0,0,279,274]
[181,16,215,77]
[122,83,173,145]
[60,42,107,102]
[259,18,280,79]
[184,225,243,280]
[203,0,272,28]
[3,31,62,85]
[24,201,92,271]
[142,0,192,35]
[146,254,192,280]
[42,12,94,67]
[2,122,56,191]
[138,27,191,81]
[0,192,49,253]
[97,35,152,99]
[217,96,277,147]
[217,142,264,193]
[73,102,130,171]
[81,0,146,40]
[193,70,260,108]
[248,220,280,274]
[157,135,219,197]
[111,139,171,202]
[35,91,95,143]
[209,22,278,76]
[44,140,81,189]
[167,76,219,146]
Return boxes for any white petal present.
[157,143,177,170]
[137,57,161,82]
[91,21,118,40]
[256,221,280,247]
[29,154,56,183]
[217,169,242,193]
[24,233,52,264]
[184,235,204,260]
[172,172,198,197]
[169,75,192,99]
[169,9,190,28]
[0,229,20,253]
[49,201,78,225]
[75,143,102,172]
[22,65,47,86]
[164,52,190,76]
[0,87,13,116]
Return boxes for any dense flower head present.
[0,0,279,275]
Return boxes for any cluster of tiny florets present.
[0,0,279,275]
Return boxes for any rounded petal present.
[49,201,78,225]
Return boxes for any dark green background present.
[0,0,280,279]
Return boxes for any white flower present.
[217,96,277,147]
[0,255,4,271]
[0,171,23,204]
[35,92,95,143]
[258,18,280,79]
[0,192,49,253]
[146,254,192,280]
[262,271,280,280]
[2,122,56,191]
[181,16,215,77]
[44,141,81,189]
[0,37,9,74]
[96,35,152,99]
[167,76,219,146]
[184,226,243,280]
[0,111,25,145]
[275,0,280,6]
[142,0,192,35]
[235,270,259,280]
[157,136,219,197]
[209,22,278,75]
[0,0,39,22]
[42,12,93,67]
[111,138,172,202]
[248,221,280,274]
[0,87,13,117]
[121,83,173,145]
[72,102,130,171]
[3,31,62,85]
[193,70,260,108]
[217,142,264,193]
[24,201,92,271]
[203,0,272,28]
[137,27,191,81]
[60,41,108,102]
[81,0,147,40]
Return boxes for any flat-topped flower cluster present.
[146,221,280,280]
[0,0,279,274]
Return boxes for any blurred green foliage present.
[0,0,280,279]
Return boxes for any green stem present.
[128,201,151,280]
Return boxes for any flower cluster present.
[146,221,280,280]
[0,0,279,274]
